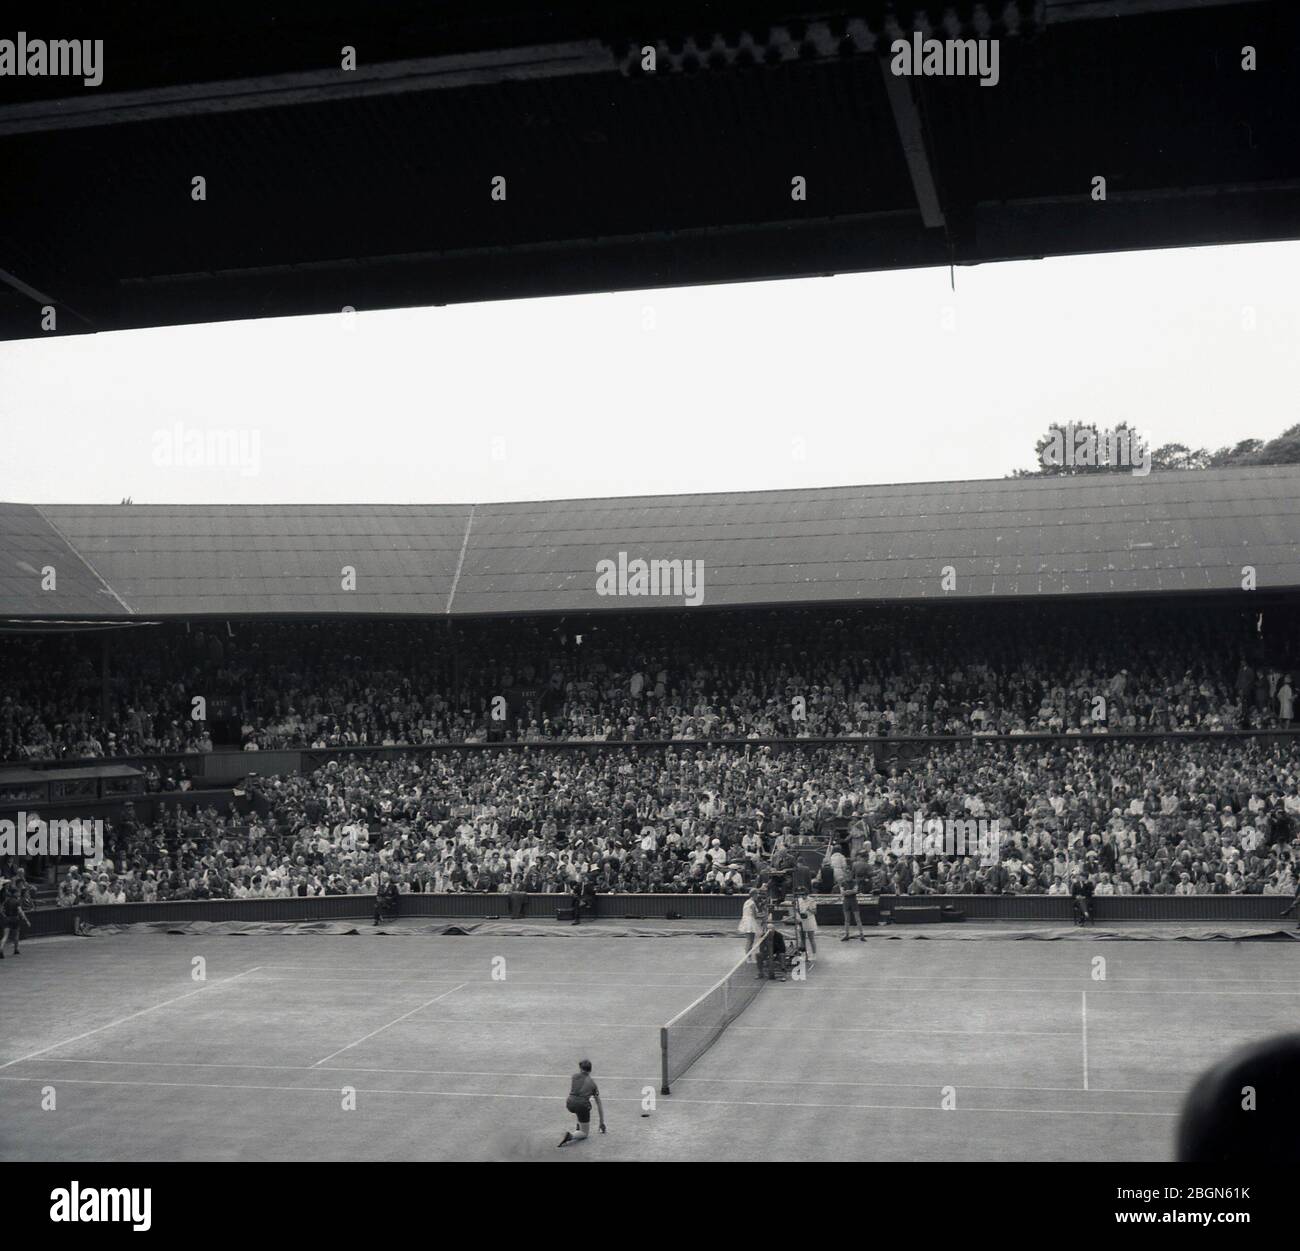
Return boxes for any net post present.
[659,936,771,1093]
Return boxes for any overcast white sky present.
[1,238,1295,505]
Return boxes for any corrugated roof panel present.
[31,503,472,616]
[452,467,1300,613]
[2,467,1297,616]
[0,503,130,616]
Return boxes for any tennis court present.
[1,924,1296,1161]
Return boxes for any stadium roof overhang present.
[1,0,1296,340]
[2,466,1298,619]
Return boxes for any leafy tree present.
[1012,422,1147,477]
[1012,423,1299,476]
[1247,423,1300,465]
[1206,439,1263,467]
[1151,443,1208,471]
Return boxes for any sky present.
[1,238,1296,505]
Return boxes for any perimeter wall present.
[25,891,1297,939]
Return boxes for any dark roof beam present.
[0,255,101,331]
[1046,0,1274,23]
[0,41,612,138]
[878,60,945,230]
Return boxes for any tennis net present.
[660,931,774,1094]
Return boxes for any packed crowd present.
[2,601,1296,764]
[20,735,1300,905]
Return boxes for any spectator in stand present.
[3,602,1296,762]
[1071,872,1095,925]
[12,733,1300,908]
[1279,675,1295,728]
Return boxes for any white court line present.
[809,986,1300,997]
[0,1074,1179,1117]
[0,966,263,1072]
[238,966,1300,992]
[251,964,1300,982]
[26,1057,315,1072]
[313,1069,1176,1096]
[310,1019,1078,1037]
[1082,990,1089,1092]
[826,972,1300,977]
[13,1057,1189,1095]
[241,975,715,989]
[310,983,466,1067]
[238,973,1300,996]
[234,973,1300,999]
[250,967,733,977]
[279,1015,1276,1046]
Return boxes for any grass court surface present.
[2,924,1297,1161]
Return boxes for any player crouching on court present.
[558,1058,606,1147]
